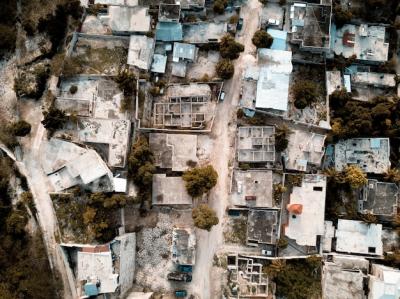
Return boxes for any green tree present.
[333,5,352,28]
[69,85,78,94]
[183,165,218,198]
[384,168,400,183]
[128,136,155,192]
[219,35,244,60]
[6,210,28,235]
[343,165,367,189]
[10,120,31,136]
[293,80,318,109]
[252,30,273,48]
[275,124,291,152]
[41,107,67,133]
[329,88,352,110]
[216,59,234,79]
[192,204,219,231]
[213,0,227,14]
[83,206,97,225]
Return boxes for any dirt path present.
[189,1,261,298]
[18,101,75,299]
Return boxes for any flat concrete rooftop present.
[231,170,273,208]
[152,174,192,205]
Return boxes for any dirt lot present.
[186,51,220,80]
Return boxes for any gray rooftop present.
[183,22,227,44]
[149,133,198,172]
[127,35,155,70]
[173,42,197,62]
[231,170,273,208]
[247,209,279,245]
[151,54,167,74]
[171,228,196,265]
[237,126,275,163]
[334,138,390,174]
[152,174,192,205]
[359,180,398,217]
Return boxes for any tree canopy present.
[216,59,234,79]
[182,165,218,198]
[192,204,219,231]
[292,80,319,109]
[252,30,273,48]
[219,35,244,60]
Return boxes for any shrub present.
[0,24,16,56]
[10,120,31,136]
[292,80,318,109]
[219,35,244,60]
[69,85,78,94]
[252,30,273,48]
[183,165,218,198]
[216,59,234,79]
[128,136,155,189]
[275,124,291,152]
[343,165,367,189]
[192,204,219,231]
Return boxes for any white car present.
[219,91,226,101]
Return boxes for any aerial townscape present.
[1,0,400,298]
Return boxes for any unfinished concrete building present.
[230,170,273,208]
[289,0,332,52]
[322,255,368,299]
[152,174,192,206]
[159,3,180,22]
[237,126,275,163]
[284,129,326,172]
[61,233,136,298]
[149,133,198,172]
[359,180,399,219]
[334,138,390,174]
[182,22,227,44]
[171,228,196,266]
[247,209,280,248]
[152,83,215,130]
[285,174,326,248]
[56,77,131,168]
[41,138,114,192]
[227,255,268,298]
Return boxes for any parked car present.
[178,265,193,273]
[237,18,244,30]
[219,91,226,101]
[175,290,188,297]
[261,249,273,256]
[167,272,192,282]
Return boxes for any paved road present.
[189,1,262,298]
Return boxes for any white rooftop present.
[127,35,155,70]
[77,251,119,294]
[105,5,151,33]
[369,264,400,299]
[285,174,326,247]
[335,219,383,255]
[255,48,292,111]
[333,24,389,62]
[284,129,326,171]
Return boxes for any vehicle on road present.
[219,91,226,102]
[175,290,188,297]
[168,272,192,282]
[178,265,193,273]
[237,17,244,30]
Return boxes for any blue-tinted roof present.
[84,283,99,297]
[156,22,183,42]
[267,29,287,51]
[370,138,381,149]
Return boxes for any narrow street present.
[18,101,75,299]
[189,0,261,297]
